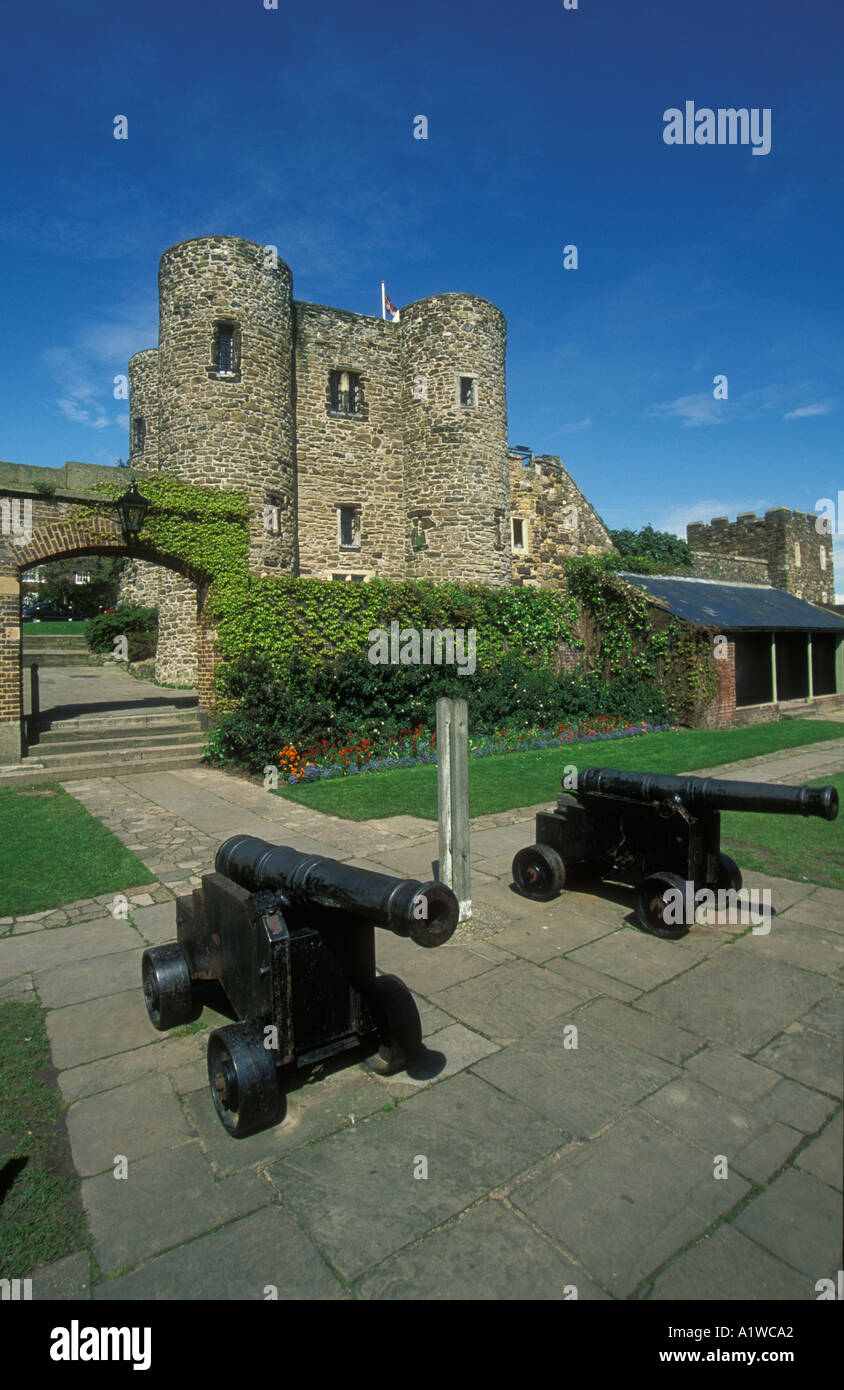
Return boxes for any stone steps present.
[1,713,206,784]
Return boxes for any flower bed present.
[276,716,672,784]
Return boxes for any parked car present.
[23,601,83,622]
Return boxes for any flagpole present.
[381,281,386,320]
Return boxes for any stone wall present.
[687,509,834,604]
[128,349,160,471]
[509,454,615,587]
[294,303,405,579]
[118,559,197,686]
[687,551,769,585]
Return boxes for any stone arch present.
[0,511,220,765]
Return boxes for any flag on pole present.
[381,281,400,322]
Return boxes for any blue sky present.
[2,0,842,591]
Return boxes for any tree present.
[32,556,126,616]
[609,524,692,568]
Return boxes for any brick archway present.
[0,509,219,765]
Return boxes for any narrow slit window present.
[459,375,477,408]
[339,506,360,549]
[132,416,145,453]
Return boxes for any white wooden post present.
[437,696,471,921]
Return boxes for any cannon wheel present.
[715,853,743,893]
[207,1022,283,1138]
[635,871,690,939]
[512,844,566,901]
[142,944,201,1031]
[366,975,423,1078]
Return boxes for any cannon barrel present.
[216,835,458,948]
[576,768,839,821]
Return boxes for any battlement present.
[687,509,835,606]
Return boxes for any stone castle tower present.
[687,509,835,606]
[121,235,612,680]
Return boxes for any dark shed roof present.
[618,574,844,633]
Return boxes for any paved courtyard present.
[1,742,842,1301]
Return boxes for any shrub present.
[85,604,158,657]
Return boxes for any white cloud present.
[783,400,836,420]
[647,393,726,427]
[558,416,592,434]
[42,296,157,435]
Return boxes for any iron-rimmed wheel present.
[207,1022,283,1138]
[714,852,743,894]
[635,870,690,939]
[142,944,201,1031]
[512,844,566,901]
[366,974,423,1078]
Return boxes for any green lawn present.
[22,620,89,635]
[0,784,153,916]
[0,1000,91,1276]
[275,719,844,822]
[721,773,844,890]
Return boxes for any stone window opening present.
[74,572,91,585]
[212,320,240,378]
[329,370,363,416]
[338,505,361,550]
[132,416,145,454]
[457,374,478,408]
[820,548,827,571]
[794,541,801,567]
[512,516,528,552]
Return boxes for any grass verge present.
[0,999,90,1278]
[0,783,153,916]
[721,773,844,890]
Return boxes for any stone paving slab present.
[639,949,834,1051]
[544,957,643,1001]
[734,918,844,977]
[754,1077,840,1134]
[354,1198,610,1300]
[30,1251,93,1301]
[567,926,724,992]
[35,947,146,1009]
[646,1225,817,1301]
[511,1111,751,1298]
[471,1020,679,1137]
[127,902,177,944]
[67,1073,195,1176]
[640,1077,778,1158]
[0,917,142,979]
[776,897,844,933]
[93,1206,345,1301]
[794,1112,843,1190]
[265,1072,564,1282]
[487,910,617,962]
[800,993,844,1035]
[59,1033,205,1105]
[82,1142,273,1274]
[732,1168,843,1279]
[684,1045,781,1102]
[732,1121,804,1183]
[47,988,166,1070]
[572,997,704,1064]
[430,960,587,1045]
[754,1028,844,1098]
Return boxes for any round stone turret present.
[157,236,296,573]
[400,293,511,585]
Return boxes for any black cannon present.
[512,768,838,939]
[142,836,458,1137]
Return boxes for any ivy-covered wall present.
[85,476,718,725]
